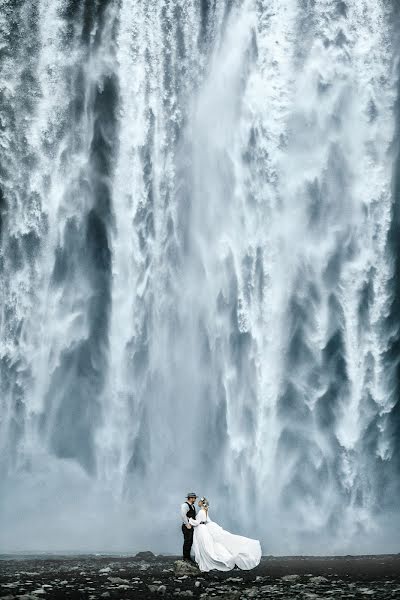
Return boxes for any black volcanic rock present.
[1,554,400,599]
[135,551,157,561]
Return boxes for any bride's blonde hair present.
[200,496,209,509]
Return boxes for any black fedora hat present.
[186,492,197,498]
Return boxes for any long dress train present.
[189,508,261,572]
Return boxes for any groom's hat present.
[186,492,197,498]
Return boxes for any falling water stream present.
[1,0,400,554]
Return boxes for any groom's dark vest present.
[185,502,196,520]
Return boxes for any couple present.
[180,492,262,572]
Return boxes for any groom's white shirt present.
[180,502,192,526]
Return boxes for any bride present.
[188,496,261,572]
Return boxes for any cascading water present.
[1,0,400,554]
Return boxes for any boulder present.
[135,551,156,561]
[146,583,167,595]
[174,560,199,576]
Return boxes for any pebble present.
[107,576,129,584]
[309,576,329,584]
[243,587,260,598]
[282,574,301,582]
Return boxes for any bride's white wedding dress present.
[189,508,261,572]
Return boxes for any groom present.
[180,492,197,562]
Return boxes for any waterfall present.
[0,0,399,554]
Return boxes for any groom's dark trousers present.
[182,524,193,560]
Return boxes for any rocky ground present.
[1,552,400,599]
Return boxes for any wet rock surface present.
[1,554,400,599]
